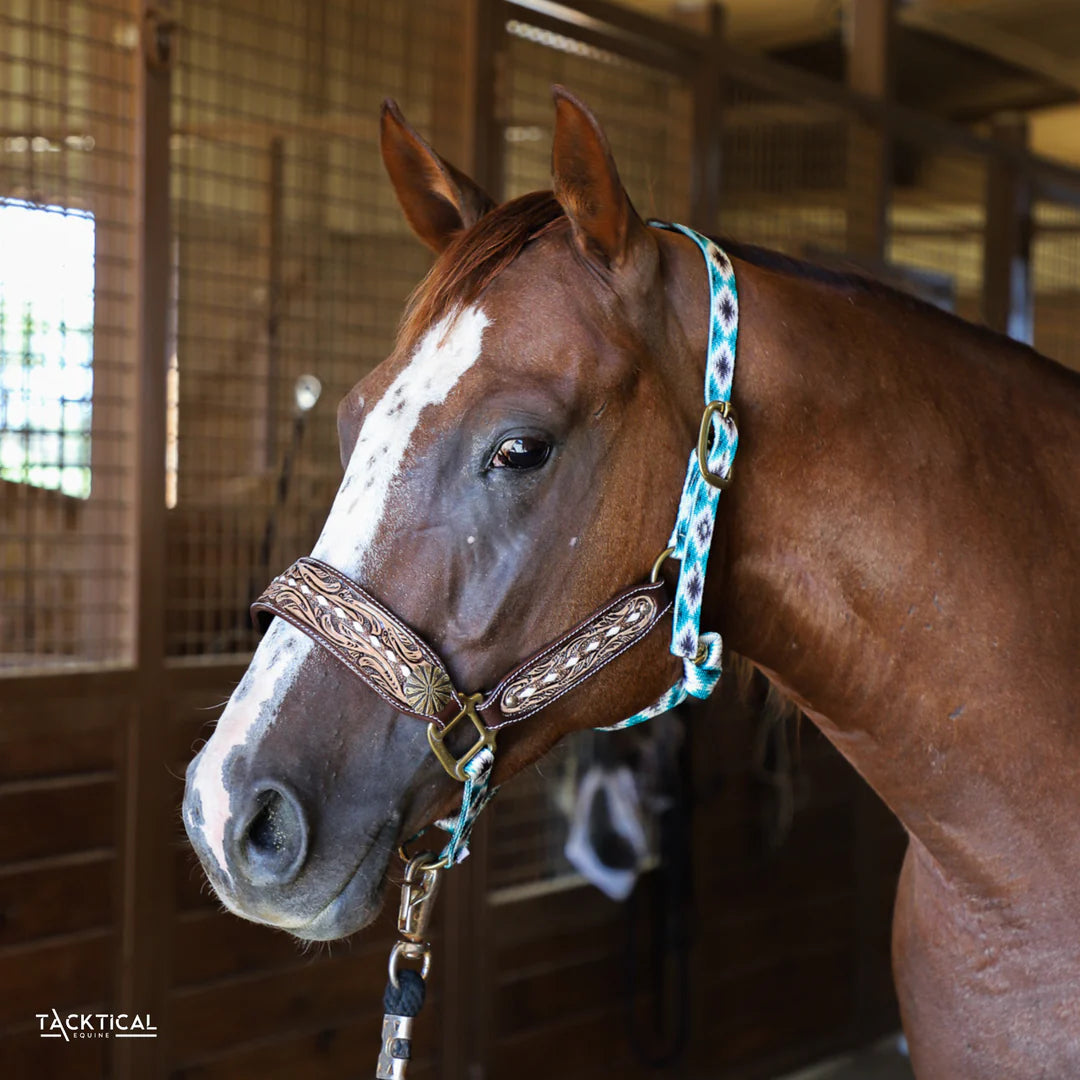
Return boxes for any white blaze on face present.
[312,304,490,577]
[187,305,489,879]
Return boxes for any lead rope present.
[374,223,737,1076]
[376,751,493,1078]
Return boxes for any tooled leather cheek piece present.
[251,556,672,733]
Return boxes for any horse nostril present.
[239,785,308,886]
[247,790,288,851]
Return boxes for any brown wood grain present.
[0,850,115,947]
[170,948,441,1065]
[0,930,113,1031]
[0,776,116,864]
[1,1027,111,1080]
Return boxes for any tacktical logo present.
[36,1010,158,1040]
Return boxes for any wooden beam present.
[690,2,725,232]
[440,9,503,1079]
[114,4,174,1077]
[900,5,1080,97]
[845,0,895,261]
[464,0,506,200]
[983,113,1034,342]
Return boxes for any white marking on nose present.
[188,305,489,883]
[190,620,312,878]
[312,305,490,578]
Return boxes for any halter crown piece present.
[251,222,739,869]
[602,221,740,728]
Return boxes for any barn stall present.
[2,1,1079,1077]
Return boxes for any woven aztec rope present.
[600,222,739,730]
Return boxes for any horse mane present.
[399,189,1078,387]
[398,188,914,347]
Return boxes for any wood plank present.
[0,693,124,782]
[170,898,406,988]
[0,1025,110,1080]
[171,912,309,990]
[691,946,856,1071]
[0,930,113,1030]
[490,1003,654,1079]
[166,1005,440,1080]
[0,776,115,864]
[492,883,623,949]
[0,667,135,704]
[0,850,114,946]
[495,952,625,1039]
[170,945,431,1062]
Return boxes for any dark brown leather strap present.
[478,585,670,728]
[253,558,463,724]
[252,557,671,731]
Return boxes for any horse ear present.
[380,99,495,253]
[550,85,646,270]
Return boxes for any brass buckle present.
[697,400,737,489]
[426,692,496,782]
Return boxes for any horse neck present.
[690,252,1080,896]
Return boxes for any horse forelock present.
[399,190,568,353]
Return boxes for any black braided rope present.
[383,969,426,1018]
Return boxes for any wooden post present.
[846,0,895,262]
[463,0,504,199]
[439,9,503,1079]
[691,2,725,232]
[846,7,898,1035]
[982,114,1033,342]
[114,4,173,1077]
[263,136,285,472]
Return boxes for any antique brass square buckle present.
[426,693,496,782]
[697,399,738,489]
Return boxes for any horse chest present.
[893,843,1080,1079]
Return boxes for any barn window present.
[0,198,96,499]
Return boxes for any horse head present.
[183,88,714,940]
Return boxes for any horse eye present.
[490,435,551,470]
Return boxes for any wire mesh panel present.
[167,0,470,655]
[1033,200,1080,373]
[500,18,693,219]
[888,144,986,319]
[718,79,852,260]
[0,0,140,669]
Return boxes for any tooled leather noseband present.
[253,557,671,781]
[251,221,739,866]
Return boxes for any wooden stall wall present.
[0,1,142,1077]
[2,2,1080,1079]
[161,2,467,1077]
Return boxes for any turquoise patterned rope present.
[436,221,738,860]
[436,749,494,865]
[599,222,739,730]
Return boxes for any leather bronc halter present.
[254,558,672,779]
[250,222,739,1080]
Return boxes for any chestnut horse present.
[183,88,1080,1077]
